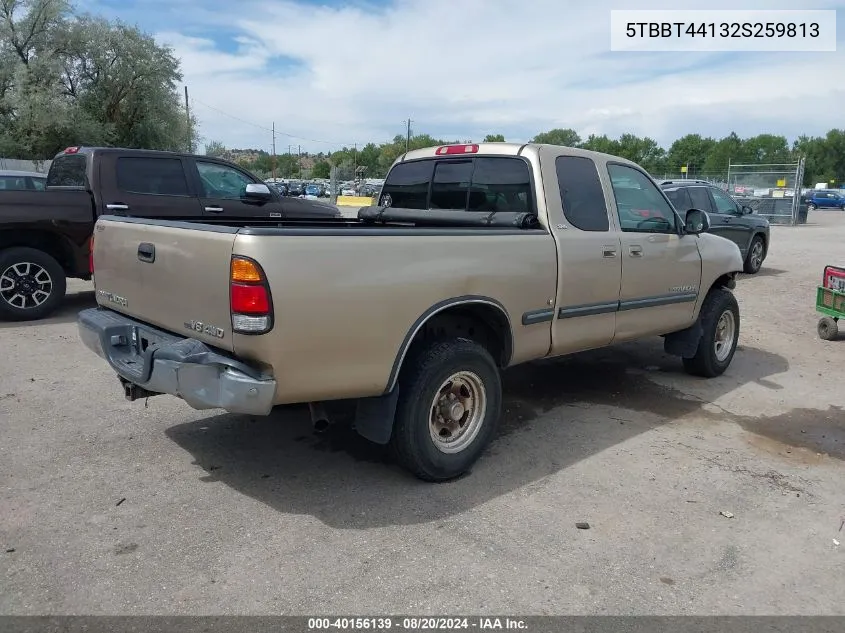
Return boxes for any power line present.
[190,96,364,148]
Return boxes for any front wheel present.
[743,236,765,274]
[818,317,839,341]
[390,338,502,482]
[807,203,817,211]
[683,289,740,378]
[0,247,67,321]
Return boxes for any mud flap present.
[663,321,704,358]
[354,389,400,444]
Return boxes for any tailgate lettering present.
[184,320,225,339]
[96,289,128,307]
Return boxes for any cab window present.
[196,161,255,199]
[380,157,532,213]
[608,164,677,234]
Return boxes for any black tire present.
[807,203,817,211]
[743,235,765,274]
[0,247,67,321]
[818,317,839,341]
[683,288,740,378]
[390,338,502,482]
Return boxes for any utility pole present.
[271,122,277,181]
[184,86,191,152]
[298,145,302,179]
[405,118,413,153]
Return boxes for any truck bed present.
[90,213,558,404]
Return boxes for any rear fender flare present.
[384,295,513,394]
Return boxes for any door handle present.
[106,203,129,211]
[204,206,224,213]
[602,246,617,258]
[137,243,155,263]
[629,245,643,257]
[724,217,732,223]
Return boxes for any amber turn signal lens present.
[231,257,263,283]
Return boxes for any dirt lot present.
[1,213,844,615]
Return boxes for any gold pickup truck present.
[78,143,744,481]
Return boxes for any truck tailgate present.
[92,218,237,352]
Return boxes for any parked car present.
[0,146,341,321]
[80,142,744,481]
[805,190,845,211]
[304,183,322,197]
[0,169,46,191]
[660,179,770,274]
[287,182,304,196]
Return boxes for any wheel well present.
[404,303,513,371]
[753,231,767,253]
[710,273,737,293]
[0,230,76,274]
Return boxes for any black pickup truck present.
[0,146,341,321]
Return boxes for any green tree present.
[312,160,330,179]
[532,128,581,147]
[0,0,197,158]
[580,134,620,155]
[666,134,716,177]
[204,140,227,157]
[483,133,505,142]
[615,133,666,173]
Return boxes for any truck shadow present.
[0,289,95,329]
[164,338,813,529]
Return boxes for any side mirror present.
[244,183,272,200]
[684,208,710,235]
[741,205,753,215]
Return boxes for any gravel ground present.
[1,213,844,615]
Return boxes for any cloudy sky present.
[81,0,844,153]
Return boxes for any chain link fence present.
[0,158,51,172]
[726,159,805,225]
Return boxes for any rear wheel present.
[683,289,740,378]
[743,236,765,274]
[818,317,839,341]
[0,247,66,321]
[807,203,817,211]
[390,338,502,482]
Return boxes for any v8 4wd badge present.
[184,320,225,338]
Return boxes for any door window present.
[116,157,190,196]
[608,164,677,234]
[710,187,740,214]
[555,156,609,231]
[663,187,692,213]
[196,161,254,200]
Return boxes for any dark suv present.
[660,180,770,274]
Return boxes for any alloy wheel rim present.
[0,262,53,309]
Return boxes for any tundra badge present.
[184,320,225,339]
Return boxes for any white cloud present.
[124,0,845,152]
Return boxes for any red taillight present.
[230,256,273,334]
[435,144,479,155]
[231,284,270,314]
[64,146,80,154]
[88,235,94,274]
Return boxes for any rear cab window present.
[46,154,88,188]
[380,157,533,213]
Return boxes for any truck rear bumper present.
[78,308,276,416]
